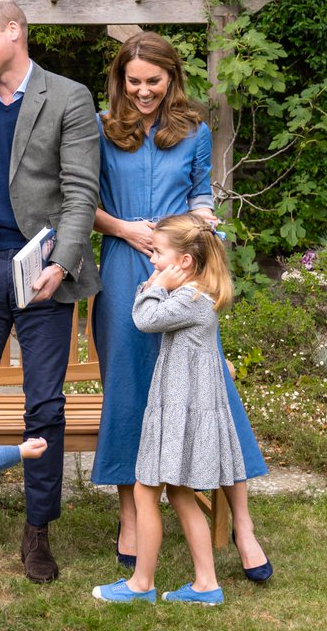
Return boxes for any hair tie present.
[208,221,226,241]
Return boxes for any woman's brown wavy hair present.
[101,31,202,152]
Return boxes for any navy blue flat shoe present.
[116,522,136,569]
[232,530,273,583]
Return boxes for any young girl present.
[92,214,272,605]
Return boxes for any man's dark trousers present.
[0,249,74,525]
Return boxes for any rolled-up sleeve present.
[187,123,214,211]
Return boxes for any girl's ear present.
[181,253,193,270]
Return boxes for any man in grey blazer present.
[0,1,101,582]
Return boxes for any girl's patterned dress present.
[133,284,250,488]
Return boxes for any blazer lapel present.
[10,63,46,184]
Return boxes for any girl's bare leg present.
[222,481,267,568]
[166,484,220,591]
[117,484,137,556]
[127,482,164,592]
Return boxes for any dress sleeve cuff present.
[188,194,215,211]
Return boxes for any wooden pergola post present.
[208,5,239,218]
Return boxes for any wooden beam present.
[19,0,275,25]
[107,25,143,44]
[19,0,209,24]
[242,0,275,11]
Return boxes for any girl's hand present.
[152,264,187,291]
[120,220,155,257]
[143,269,161,291]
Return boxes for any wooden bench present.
[0,297,101,452]
[0,297,229,548]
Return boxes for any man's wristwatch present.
[51,262,68,280]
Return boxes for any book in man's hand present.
[12,227,56,308]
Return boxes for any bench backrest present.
[0,296,100,386]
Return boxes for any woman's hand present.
[94,209,155,257]
[120,220,155,257]
[190,207,218,227]
[151,264,187,291]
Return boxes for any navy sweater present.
[0,99,27,249]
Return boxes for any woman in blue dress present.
[91,31,272,581]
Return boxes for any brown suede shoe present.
[21,521,59,583]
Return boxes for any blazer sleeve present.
[132,286,199,333]
[49,82,100,281]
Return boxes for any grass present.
[1,487,327,631]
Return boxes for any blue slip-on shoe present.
[232,530,273,583]
[162,583,224,606]
[92,578,156,603]
[116,522,137,569]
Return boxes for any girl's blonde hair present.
[101,31,202,152]
[154,214,233,311]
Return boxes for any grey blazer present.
[9,62,102,302]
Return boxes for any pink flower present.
[301,250,316,270]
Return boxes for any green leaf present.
[280,218,306,247]
[269,131,294,150]
[265,98,284,118]
[276,197,297,216]
[245,76,260,95]
[260,229,279,243]
[271,79,286,92]
[257,76,273,90]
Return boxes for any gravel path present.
[61,452,327,498]
[1,451,326,498]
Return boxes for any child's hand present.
[143,270,161,291]
[152,264,187,291]
[19,438,48,460]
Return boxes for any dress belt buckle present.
[132,216,160,223]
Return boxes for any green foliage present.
[236,347,264,380]
[220,288,319,382]
[219,2,327,259]
[163,32,211,101]
[28,25,119,110]
[28,25,85,55]
[90,231,102,264]
[210,15,287,107]
[275,249,327,332]
[256,0,327,82]
[228,243,271,299]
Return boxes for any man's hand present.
[151,264,187,291]
[32,265,64,302]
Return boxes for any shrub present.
[220,288,319,381]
